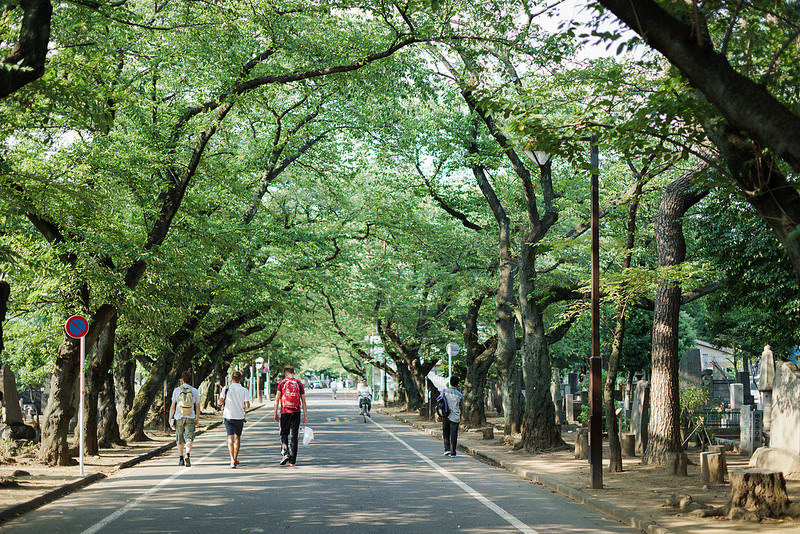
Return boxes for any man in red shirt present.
[274,365,308,466]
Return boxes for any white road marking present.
[80,411,273,534]
[369,417,540,534]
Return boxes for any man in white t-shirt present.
[169,371,201,467]
[219,371,251,468]
[357,379,372,414]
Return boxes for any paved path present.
[0,391,640,534]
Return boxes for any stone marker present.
[631,380,650,455]
[0,365,23,425]
[768,362,800,455]
[740,404,763,456]
[679,348,702,385]
[730,382,744,410]
[574,428,588,460]
[759,345,775,434]
[621,432,636,457]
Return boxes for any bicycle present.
[358,395,371,422]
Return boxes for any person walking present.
[442,375,465,457]
[331,380,338,399]
[219,371,251,468]
[169,371,201,467]
[274,365,307,466]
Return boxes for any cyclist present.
[357,378,372,415]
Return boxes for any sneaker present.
[178,456,185,466]
[450,452,457,457]
[289,463,296,467]
[443,451,451,456]
[184,455,191,467]
[280,455,290,466]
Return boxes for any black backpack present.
[435,390,450,419]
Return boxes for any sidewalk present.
[379,406,800,534]
[1,402,799,533]
[0,401,252,523]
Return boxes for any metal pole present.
[78,335,85,476]
[587,135,603,489]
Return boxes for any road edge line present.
[379,409,673,534]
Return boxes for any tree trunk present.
[643,172,708,465]
[39,335,81,465]
[115,356,136,426]
[122,352,173,441]
[606,176,644,472]
[0,280,9,354]
[395,360,422,411]
[468,122,522,435]
[462,294,496,428]
[83,316,117,455]
[0,0,52,98]
[98,357,126,448]
[520,303,565,451]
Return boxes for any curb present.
[0,411,238,524]
[380,410,672,534]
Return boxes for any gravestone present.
[631,380,650,455]
[759,345,776,434]
[738,370,755,405]
[0,365,23,425]
[551,382,563,425]
[730,383,744,410]
[679,348,702,385]
[740,404,763,456]
[768,362,800,455]
[568,372,579,395]
[565,394,579,424]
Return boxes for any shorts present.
[224,418,245,436]
[175,417,196,444]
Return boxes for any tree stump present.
[700,451,725,484]
[621,432,636,457]
[729,468,789,517]
[664,451,688,476]
[706,445,728,474]
[574,428,589,460]
[480,426,494,440]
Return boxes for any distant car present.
[311,380,322,389]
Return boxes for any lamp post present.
[583,134,602,490]
[446,342,460,379]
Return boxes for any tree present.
[596,0,800,284]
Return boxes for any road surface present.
[1,390,642,533]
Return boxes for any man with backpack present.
[441,375,465,457]
[169,371,201,467]
[274,365,308,466]
[219,371,251,468]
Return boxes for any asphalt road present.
[1,391,642,534]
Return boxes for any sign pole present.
[78,335,85,476]
[65,315,89,477]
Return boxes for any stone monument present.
[759,345,775,435]
[631,380,650,455]
[750,362,800,478]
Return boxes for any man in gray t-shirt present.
[442,375,465,457]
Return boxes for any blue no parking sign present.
[65,315,89,339]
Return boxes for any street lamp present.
[446,342,460,379]
[524,136,602,489]
[583,135,602,490]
